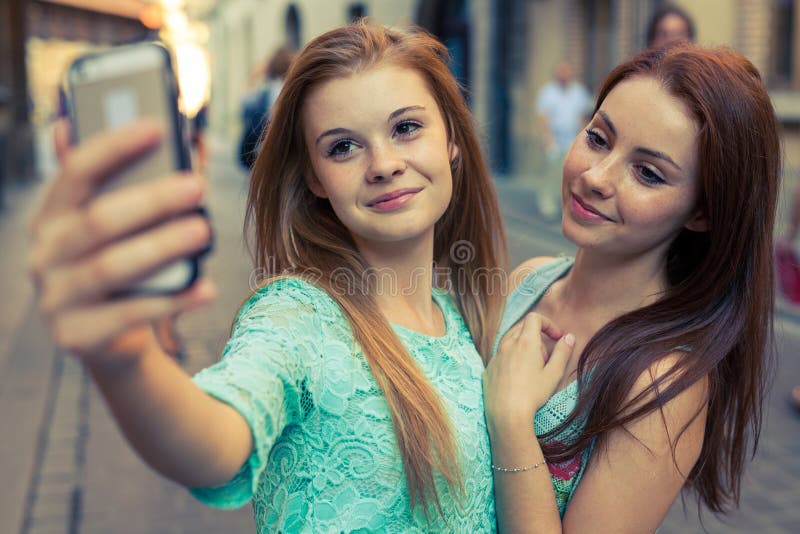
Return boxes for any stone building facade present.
[203,1,798,179]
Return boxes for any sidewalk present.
[0,175,56,534]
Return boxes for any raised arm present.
[88,338,253,487]
[28,120,252,488]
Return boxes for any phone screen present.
[67,43,201,294]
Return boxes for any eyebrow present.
[597,110,683,171]
[315,105,426,146]
[388,105,425,121]
[315,127,350,147]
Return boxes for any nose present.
[580,155,617,199]
[366,142,406,183]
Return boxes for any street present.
[1,134,799,533]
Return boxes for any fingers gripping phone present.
[66,42,208,294]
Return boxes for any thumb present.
[545,333,575,379]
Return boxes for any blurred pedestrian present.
[190,103,209,174]
[485,44,779,529]
[791,386,800,413]
[535,60,591,220]
[777,178,800,414]
[646,3,696,49]
[238,45,296,169]
[28,21,507,532]
[776,176,800,303]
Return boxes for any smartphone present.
[66,42,207,295]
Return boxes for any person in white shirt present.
[535,60,591,220]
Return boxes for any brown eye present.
[326,139,357,158]
[636,164,665,185]
[395,120,421,137]
[585,129,608,149]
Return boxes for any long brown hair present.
[544,45,780,514]
[244,21,507,513]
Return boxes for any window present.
[772,0,800,90]
[286,4,301,50]
[348,3,366,23]
[582,0,614,91]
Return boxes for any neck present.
[558,248,669,323]
[355,231,440,332]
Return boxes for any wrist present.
[486,409,537,440]
[85,328,165,381]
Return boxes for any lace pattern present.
[190,278,496,532]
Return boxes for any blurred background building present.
[2,0,800,201]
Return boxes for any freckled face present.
[561,76,703,258]
[302,64,456,253]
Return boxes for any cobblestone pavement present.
[1,138,798,533]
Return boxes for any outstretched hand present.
[28,119,215,362]
[484,312,575,432]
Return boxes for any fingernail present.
[198,279,216,300]
[564,333,575,347]
[189,279,216,305]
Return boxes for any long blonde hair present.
[245,20,507,513]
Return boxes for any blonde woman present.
[29,22,506,531]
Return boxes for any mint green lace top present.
[190,278,496,532]
[493,256,590,516]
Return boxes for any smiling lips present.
[366,187,423,211]
[570,193,614,222]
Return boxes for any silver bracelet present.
[491,459,547,473]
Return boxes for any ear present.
[684,209,707,232]
[448,141,461,167]
[305,172,328,199]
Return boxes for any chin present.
[560,217,606,250]
[362,224,434,245]
[560,213,582,243]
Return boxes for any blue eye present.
[585,129,608,149]
[395,120,421,137]
[326,139,357,158]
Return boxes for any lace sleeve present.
[189,279,326,509]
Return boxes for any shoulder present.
[508,256,559,293]
[248,276,328,304]
[572,82,590,95]
[235,277,343,329]
[630,352,709,404]
[537,83,557,100]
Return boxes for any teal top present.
[493,256,590,516]
[190,278,496,533]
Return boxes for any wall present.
[206,0,418,139]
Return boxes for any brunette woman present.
[484,44,779,532]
